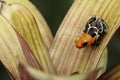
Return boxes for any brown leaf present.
[86,68,102,80]
[97,64,120,80]
[16,30,43,71]
[19,63,33,80]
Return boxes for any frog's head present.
[75,33,96,48]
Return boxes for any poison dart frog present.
[75,16,108,48]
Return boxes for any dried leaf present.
[49,0,120,75]
[0,15,26,80]
[0,2,55,73]
[98,64,120,80]
[0,1,42,77]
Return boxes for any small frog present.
[75,16,108,48]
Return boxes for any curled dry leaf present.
[5,0,53,49]
[0,11,42,80]
[49,0,120,75]
[0,14,27,80]
[0,2,55,74]
[0,4,42,79]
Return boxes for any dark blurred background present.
[0,0,120,79]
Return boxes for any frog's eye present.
[83,42,88,47]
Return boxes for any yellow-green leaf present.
[25,65,86,80]
[16,31,42,70]
[5,0,53,49]
[96,48,108,77]
[24,64,101,80]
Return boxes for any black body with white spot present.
[83,16,108,46]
